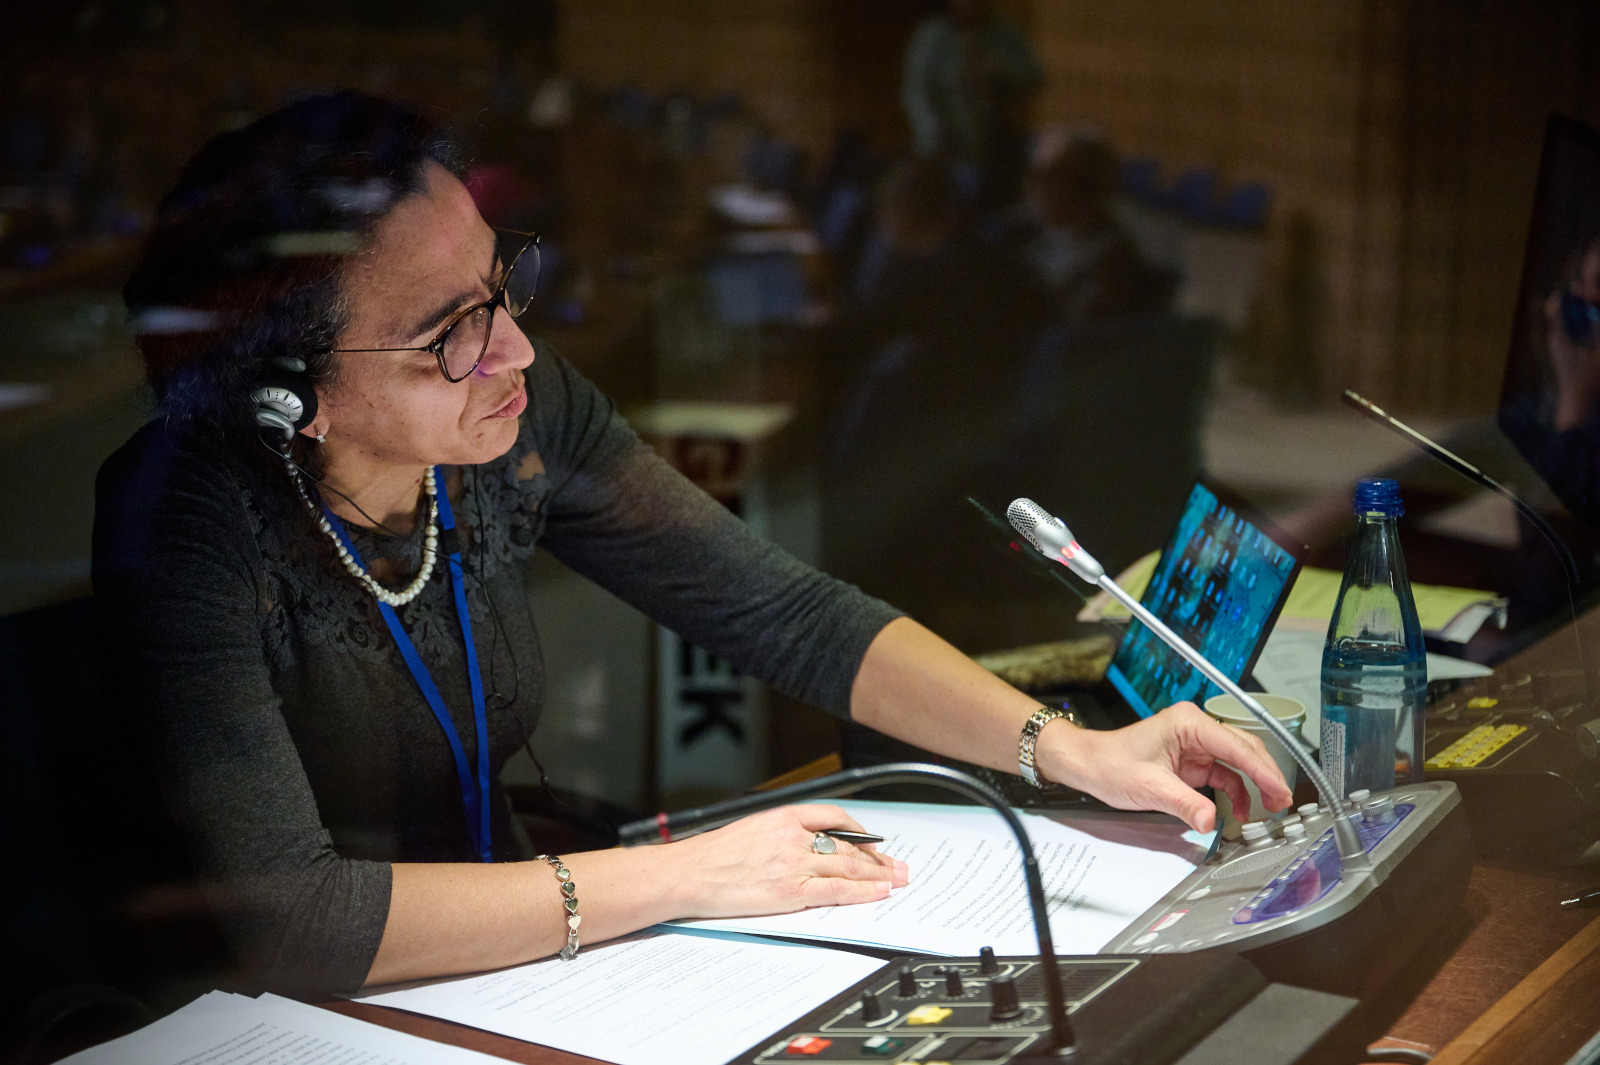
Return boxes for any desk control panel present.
[1426,723,1529,769]
[1424,672,1600,860]
[751,955,1131,1063]
[740,951,1358,1065]
[1102,781,1471,998]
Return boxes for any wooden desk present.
[321,611,1600,1064]
[1371,603,1600,1062]
[319,839,1599,1065]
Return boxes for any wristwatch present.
[1018,704,1085,787]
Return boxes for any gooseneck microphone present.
[620,763,1078,1060]
[1005,498,1372,872]
[1341,389,1581,587]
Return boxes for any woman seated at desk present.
[92,92,1290,994]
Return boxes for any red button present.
[786,1036,832,1055]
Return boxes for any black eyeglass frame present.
[330,228,540,383]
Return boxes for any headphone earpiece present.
[250,356,318,441]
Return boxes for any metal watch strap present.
[1018,705,1082,787]
[535,854,581,960]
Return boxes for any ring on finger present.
[811,832,837,855]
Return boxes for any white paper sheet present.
[675,800,1200,957]
[1252,626,1493,745]
[357,929,884,1065]
[58,989,503,1065]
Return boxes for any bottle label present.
[1320,717,1346,794]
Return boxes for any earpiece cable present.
[256,432,410,539]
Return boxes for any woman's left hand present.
[1039,701,1293,832]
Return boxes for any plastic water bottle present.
[1321,478,1427,795]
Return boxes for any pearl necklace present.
[288,459,440,607]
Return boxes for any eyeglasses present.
[332,229,540,382]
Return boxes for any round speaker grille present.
[1209,847,1290,880]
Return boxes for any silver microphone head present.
[1006,498,1105,583]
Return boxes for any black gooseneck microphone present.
[1340,389,1581,588]
[618,762,1079,1060]
[1340,389,1589,702]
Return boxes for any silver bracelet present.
[534,854,581,960]
[1018,704,1084,787]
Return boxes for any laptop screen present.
[1104,480,1302,719]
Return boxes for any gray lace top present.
[92,347,899,993]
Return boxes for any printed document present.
[59,989,502,1064]
[358,929,883,1065]
[677,800,1203,956]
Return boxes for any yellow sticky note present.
[1090,552,1501,637]
[905,1005,954,1025]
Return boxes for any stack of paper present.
[358,929,884,1065]
[59,989,503,1064]
[676,800,1206,957]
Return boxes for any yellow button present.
[905,1005,954,1025]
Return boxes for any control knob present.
[896,965,918,998]
[989,974,1022,1022]
[860,989,884,1023]
[943,967,964,997]
[979,946,999,974]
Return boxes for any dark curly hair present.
[123,91,461,446]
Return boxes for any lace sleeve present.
[93,427,391,992]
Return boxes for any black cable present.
[268,430,579,827]
[255,433,412,539]
[464,464,569,815]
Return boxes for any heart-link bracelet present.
[534,854,581,960]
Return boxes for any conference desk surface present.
[319,611,1600,1065]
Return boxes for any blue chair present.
[815,181,868,255]
[1213,180,1273,231]
[1119,155,1164,205]
[1164,166,1219,222]
[607,85,658,130]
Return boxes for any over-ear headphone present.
[250,356,318,443]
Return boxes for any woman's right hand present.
[660,804,910,920]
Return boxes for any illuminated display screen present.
[1105,481,1300,719]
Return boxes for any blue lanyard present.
[317,467,493,863]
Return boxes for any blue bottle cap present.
[1353,478,1405,517]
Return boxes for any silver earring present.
[315,432,326,444]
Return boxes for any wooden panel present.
[1429,915,1600,1065]
[561,0,836,160]
[1028,1,1600,415]
[1381,863,1597,1052]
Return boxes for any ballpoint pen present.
[821,829,886,845]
